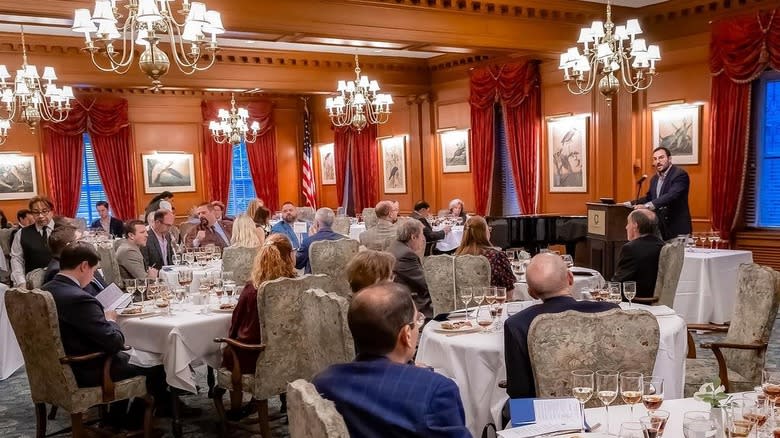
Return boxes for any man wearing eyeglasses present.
[313,282,470,438]
[10,196,55,287]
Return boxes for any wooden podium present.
[586,203,631,280]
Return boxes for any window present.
[76,133,108,224]
[226,141,257,217]
[750,71,780,227]
[489,102,522,216]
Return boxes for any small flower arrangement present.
[693,377,731,408]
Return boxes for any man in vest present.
[11,195,55,287]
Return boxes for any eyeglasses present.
[408,311,425,328]
[31,209,50,216]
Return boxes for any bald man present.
[503,253,619,399]
[612,209,665,299]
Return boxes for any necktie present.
[41,227,49,246]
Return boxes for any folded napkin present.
[620,303,677,317]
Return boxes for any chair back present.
[423,255,457,314]
[96,244,122,287]
[653,239,685,307]
[25,268,47,289]
[528,309,659,408]
[309,239,358,298]
[4,288,79,409]
[361,208,377,229]
[331,217,351,236]
[0,228,14,260]
[723,263,780,384]
[454,255,491,299]
[254,275,352,399]
[222,246,258,291]
[298,207,315,223]
[287,379,349,438]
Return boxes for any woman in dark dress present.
[455,215,515,295]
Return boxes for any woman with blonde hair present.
[245,198,265,222]
[448,198,468,222]
[345,249,395,294]
[455,215,515,294]
[223,234,296,373]
[223,214,264,287]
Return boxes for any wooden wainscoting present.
[734,230,780,271]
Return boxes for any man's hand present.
[196,230,206,240]
[147,267,159,278]
[105,310,118,322]
[633,204,648,210]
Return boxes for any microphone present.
[636,174,648,185]
[635,174,648,205]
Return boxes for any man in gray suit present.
[116,220,158,281]
[141,209,175,270]
[359,200,398,252]
[388,220,433,319]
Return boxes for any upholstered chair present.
[222,246,259,291]
[331,217,351,236]
[361,208,377,229]
[95,244,122,287]
[634,239,685,306]
[5,288,153,437]
[685,263,780,396]
[287,379,349,438]
[423,255,457,315]
[528,309,660,408]
[454,254,491,301]
[25,268,47,290]
[212,277,353,437]
[309,239,358,298]
[298,207,316,223]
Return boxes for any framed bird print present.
[318,143,336,186]
[440,129,470,173]
[652,104,700,165]
[380,136,407,194]
[547,115,588,193]
[0,154,37,200]
[142,153,196,193]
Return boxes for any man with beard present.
[632,147,692,240]
[183,202,233,249]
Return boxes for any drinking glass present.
[184,251,195,266]
[459,287,473,322]
[213,279,225,303]
[505,249,516,261]
[685,234,695,252]
[475,305,494,333]
[155,292,170,316]
[174,287,188,308]
[562,254,574,268]
[224,283,236,304]
[762,368,780,429]
[147,279,160,301]
[597,370,619,436]
[178,269,192,289]
[473,286,485,307]
[743,392,769,435]
[171,252,181,266]
[494,287,506,314]
[485,287,497,308]
[726,397,758,438]
[572,370,594,434]
[639,410,669,438]
[136,279,148,304]
[620,371,643,419]
[642,376,665,414]
[617,422,647,438]
[124,279,137,299]
[608,283,622,304]
[711,232,722,250]
[198,284,211,314]
[623,281,637,308]
[683,411,718,438]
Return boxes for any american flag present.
[301,100,317,209]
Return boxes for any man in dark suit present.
[183,202,233,249]
[44,225,107,296]
[410,200,451,256]
[141,209,175,269]
[313,282,470,438]
[91,201,125,237]
[634,146,692,240]
[612,210,665,299]
[296,207,343,274]
[388,220,433,319]
[504,253,619,399]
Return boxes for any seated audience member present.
[504,253,619,398]
[91,201,124,237]
[10,209,33,244]
[245,197,265,220]
[314,282,470,438]
[296,207,343,274]
[388,220,433,319]
[184,202,233,249]
[211,200,232,222]
[389,201,401,224]
[224,214,263,285]
[144,191,174,222]
[44,226,107,296]
[116,220,158,281]
[225,233,297,373]
[11,196,56,287]
[455,216,515,294]
[270,201,304,249]
[359,200,398,252]
[229,213,264,248]
[0,209,8,228]
[612,209,665,299]
[345,250,395,294]
[448,198,468,222]
[141,209,175,270]
[253,205,272,237]
[411,200,451,256]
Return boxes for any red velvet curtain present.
[42,104,86,217]
[709,10,780,239]
[201,100,235,206]
[351,124,379,213]
[333,126,350,208]
[244,100,279,212]
[470,60,541,215]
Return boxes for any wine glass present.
[475,305,494,333]
[505,249,516,261]
[155,291,170,316]
[617,422,647,438]
[178,269,192,289]
[642,376,665,414]
[213,279,225,304]
[623,281,637,308]
[639,410,669,438]
[571,370,594,434]
[562,254,574,268]
[124,279,137,300]
[136,279,148,305]
[596,370,619,436]
[743,392,769,434]
[171,252,181,266]
[147,279,160,302]
[726,397,758,438]
[682,411,718,438]
[198,283,211,314]
[184,250,195,266]
[711,232,722,250]
[459,287,473,322]
[494,287,506,316]
[224,283,236,304]
[608,283,622,304]
[174,287,188,309]
[762,368,780,428]
[485,287,496,308]
[685,234,695,252]
[620,372,643,419]
[473,286,485,308]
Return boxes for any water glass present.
[726,397,759,437]
[623,281,637,307]
[639,410,669,437]
[475,305,494,333]
[171,252,181,266]
[683,411,718,438]
[763,367,780,427]
[617,421,647,438]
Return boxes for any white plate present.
[433,322,481,334]
[117,308,155,318]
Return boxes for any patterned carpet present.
[2,317,778,437]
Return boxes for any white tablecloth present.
[349,223,366,241]
[674,248,753,324]
[435,225,464,252]
[0,283,23,380]
[417,302,687,437]
[514,267,604,301]
[118,304,231,393]
[159,261,222,295]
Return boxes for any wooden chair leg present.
[143,394,154,438]
[171,393,183,438]
[35,403,46,438]
[229,389,243,412]
[212,387,228,437]
[257,399,270,438]
[70,412,86,438]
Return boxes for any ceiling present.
[580,0,670,7]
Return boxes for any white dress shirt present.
[10,219,54,287]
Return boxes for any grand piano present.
[486,214,588,259]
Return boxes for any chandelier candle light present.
[325,54,393,132]
[558,0,661,104]
[209,94,260,146]
[0,26,74,145]
[72,0,225,90]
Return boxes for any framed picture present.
[440,129,470,173]
[319,143,336,185]
[0,154,37,200]
[380,136,407,194]
[141,153,195,193]
[652,105,700,165]
[547,115,588,193]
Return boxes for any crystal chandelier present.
[558,0,661,104]
[325,54,393,132]
[0,26,74,145]
[208,94,260,146]
[72,0,225,91]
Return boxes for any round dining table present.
[158,260,223,295]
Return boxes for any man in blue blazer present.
[296,207,344,274]
[91,201,125,237]
[270,201,306,249]
[634,147,692,240]
[314,282,471,438]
